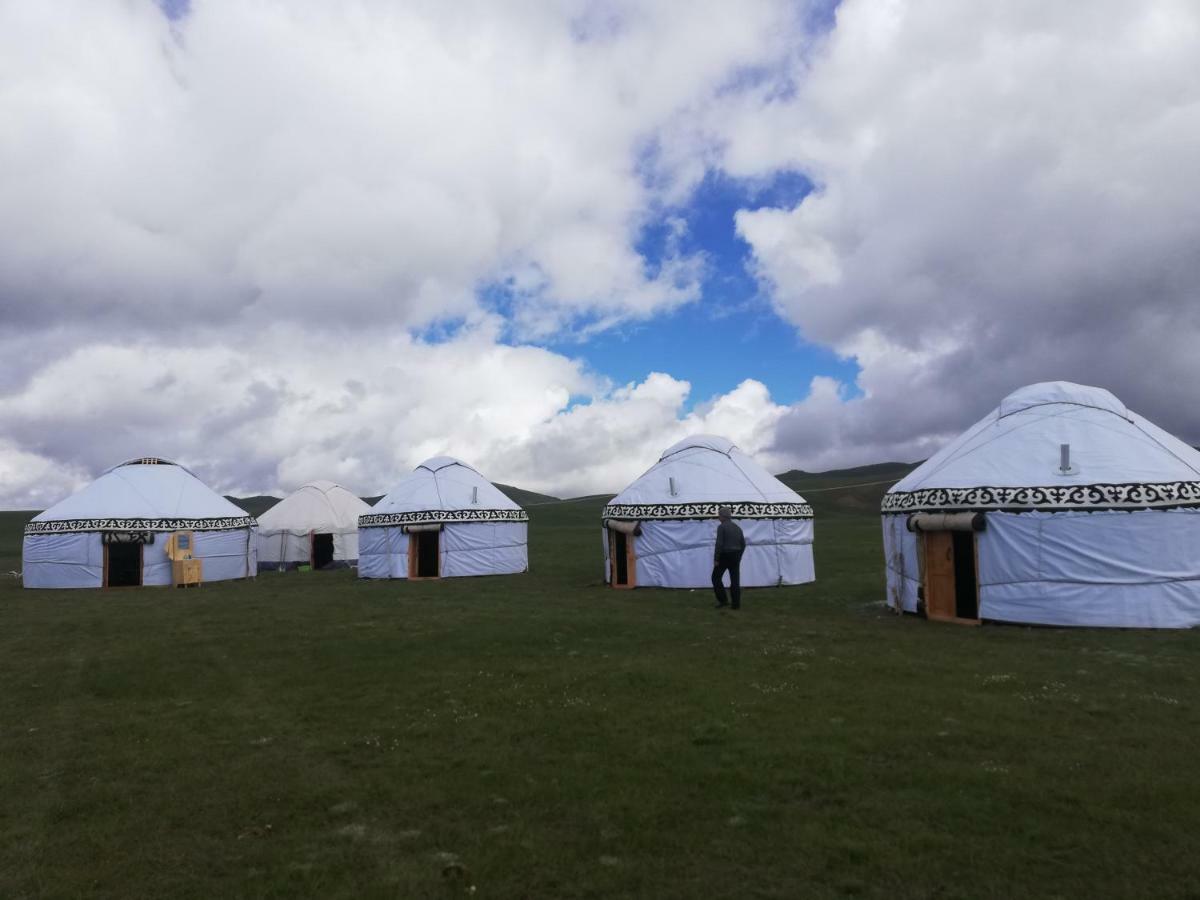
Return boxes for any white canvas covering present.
[602,434,815,589]
[22,457,257,589]
[256,480,371,568]
[882,382,1200,628]
[357,456,528,579]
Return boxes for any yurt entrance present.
[913,513,984,624]
[311,533,334,569]
[606,521,638,589]
[407,526,441,579]
[103,533,143,588]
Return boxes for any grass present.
[3,480,1200,899]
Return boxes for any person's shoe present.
[730,605,740,611]
[714,601,728,609]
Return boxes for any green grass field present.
[3,472,1200,898]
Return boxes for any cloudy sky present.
[2,0,1199,507]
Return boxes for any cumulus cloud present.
[722,0,1200,461]
[0,321,790,504]
[5,0,1200,508]
[0,0,802,337]
[0,0,823,507]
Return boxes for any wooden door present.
[922,531,980,624]
[608,529,636,588]
[923,531,957,621]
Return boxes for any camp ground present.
[6,400,1200,897]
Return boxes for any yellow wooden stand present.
[165,531,203,588]
[172,558,203,588]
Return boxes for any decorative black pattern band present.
[601,501,814,521]
[25,516,256,536]
[881,481,1200,514]
[359,508,529,528]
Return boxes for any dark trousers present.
[712,551,744,608]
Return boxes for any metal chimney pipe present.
[1060,443,1071,474]
[669,477,677,497]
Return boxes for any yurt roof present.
[884,382,1200,514]
[257,480,371,533]
[605,434,811,520]
[28,457,253,532]
[361,457,525,527]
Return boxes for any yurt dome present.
[882,381,1200,627]
[357,457,528,580]
[602,434,815,589]
[23,457,257,589]
[257,480,372,571]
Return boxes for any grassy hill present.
[776,461,920,518]
[6,467,1200,897]
[225,495,282,517]
[493,483,560,507]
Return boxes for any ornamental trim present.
[25,516,256,536]
[359,508,529,528]
[881,481,1200,514]
[601,501,813,521]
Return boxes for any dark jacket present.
[714,520,745,557]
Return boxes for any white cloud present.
[0,0,802,337]
[0,324,793,505]
[6,0,1200,508]
[720,0,1200,461]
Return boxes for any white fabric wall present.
[882,515,922,614]
[192,528,257,583]
[257,528,360,564]
[22,533,104,588]
[441,522,528,577]
[603,518,815,589]
[357,523,527,579]
[23,527,255,589]
[882,509,1200,628]
[357,526,402,578]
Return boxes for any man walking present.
[712,505,745,610]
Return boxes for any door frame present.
[920,530,980,625]
[407,530,441,580]
[608,528,636,589]
[103,541,144,589]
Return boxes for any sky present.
[2,0,1200,507]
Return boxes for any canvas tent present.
[358,457,528,579]
[256,480,372,571]
[601,434,815,589]
[23,457,257,589]
[882,381,1200,628]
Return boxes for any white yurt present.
[882,381,1200,628]
[22,457,257,589]
[358,457,528,580]
[601,435,815,589]
[256,480,372,571]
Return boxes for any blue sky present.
[553,171,861,407]
[158,0,856,411]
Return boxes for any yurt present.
[601,435,815,589]
[358,457,528,580]
[22,457,257,589]
[256,480,372,571]
[882,381,1200,628]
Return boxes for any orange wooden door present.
[609,530,636,588]
[923,531,957,621]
